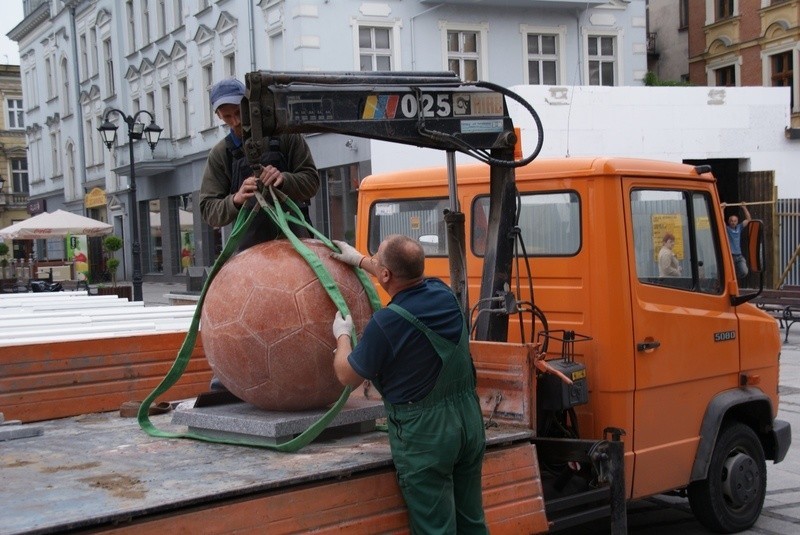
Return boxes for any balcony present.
[647,32,658,57]
[0,192,30,210]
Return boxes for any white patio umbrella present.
[0,210,113,240]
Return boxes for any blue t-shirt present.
[348,278,464,404]
[727,224,743,255]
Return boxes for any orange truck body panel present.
[355,156,782,501]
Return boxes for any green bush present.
[0,242,8,268]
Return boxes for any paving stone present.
[0,425,44,441]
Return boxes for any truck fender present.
[690,387,774,482]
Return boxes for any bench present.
[751,285,800,343]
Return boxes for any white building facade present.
[9,0,647,283]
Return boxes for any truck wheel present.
[688,422,766,533]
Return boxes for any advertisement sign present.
[67,234,90,281]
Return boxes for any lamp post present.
[97,109,162,302]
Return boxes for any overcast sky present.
[0,2,24,65]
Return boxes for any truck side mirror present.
[743,219,763,274]
[731,219,765,306]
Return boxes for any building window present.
[716,64,736,86]
[24,68,38,110]
[104,38,115,96]
[12,158,28,194]
[679,0,689,29]
[587,35,616,86]
[146,91,155,115]
[79,33,88,80]
[178,77,189,137]
[157,0,166,37]
[50,131,61,177]
[90,28,98,77]
[161,84,172,139]
[145,199,163,274]
[526,33,560,85]
[771,51,793,108]
[203,64,214,128]
[7,98,24,129]
[66,142,75,186]
[173,0,183,30]
[142,0,151,44]
[126,1,136,52]
[61,58,71,115]
[447,30,481,82]
[717,0,734,20]
[84,118,94,166]
[172,193,195,273]
[224,53,236,77]
[45,57,56,100]
[359,26,392,71]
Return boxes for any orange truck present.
[355,156,790,532]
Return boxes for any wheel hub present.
[721,452,760,508]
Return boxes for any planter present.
[96,285,133,301]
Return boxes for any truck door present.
[624,184,740,498]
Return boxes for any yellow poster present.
[652,214,684,260]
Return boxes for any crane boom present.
[241,70,518,163]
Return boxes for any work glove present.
[333,311,354,340]
[331,240,365,268]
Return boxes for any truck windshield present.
[368,198,450,255]
[472,191,581,256]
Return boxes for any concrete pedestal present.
[172,396,385,445]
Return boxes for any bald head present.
[380,234,425,281]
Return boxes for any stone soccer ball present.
[200,239,374,411]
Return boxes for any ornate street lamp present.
[98,109,162,302]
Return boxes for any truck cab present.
[356,156,790,532]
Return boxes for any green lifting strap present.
[137,188,382,452]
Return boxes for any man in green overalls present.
[330,234,488,534]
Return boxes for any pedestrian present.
[329,235,489,534]
[658,232,681,277]
[721,203,751,281]
[199,78,319,252]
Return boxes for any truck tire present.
[688,422,766,533]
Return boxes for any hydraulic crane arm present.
[241,71,544,342]
[242,71,542,167]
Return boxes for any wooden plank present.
[93,443,548,534]
[0,332,212,422]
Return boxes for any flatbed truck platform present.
[2,407,544,534]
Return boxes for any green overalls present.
[378,303,488,535]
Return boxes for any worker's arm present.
[199,142,240,227]
[741,205,752,228]
[331,240,379,276]
[332,312,366,388]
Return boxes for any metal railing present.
[778,198,800,286]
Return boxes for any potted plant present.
[97,235,132,301]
